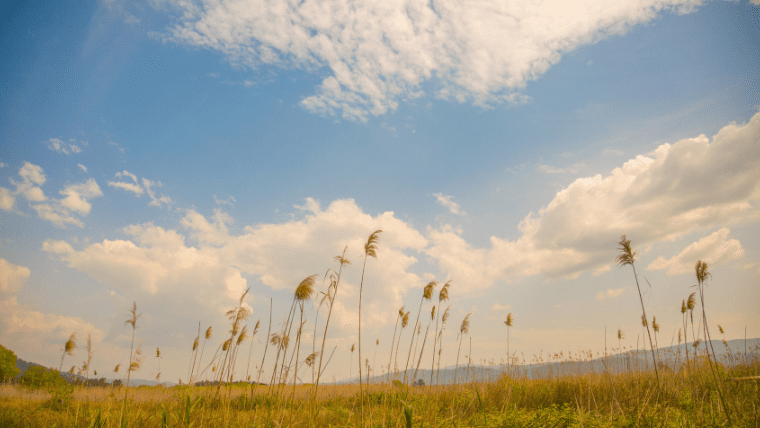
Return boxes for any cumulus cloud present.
[0,187,14,211]
[596,286,629,300]
[159,0,704,120]
[46,138,82,155]
[42,199,429,346]
[426,112,760,293]
[5,163,103,227]
[12,162,47,202]
[108,171,172,207]
[647,228,744,275]
[0,258,30,299]
[0,259,104,362]
[59,179,103,214]
[433,193,466,215]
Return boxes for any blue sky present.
[1,0,759,384]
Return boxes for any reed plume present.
[59,332,77,372]
[358,229,381,424]
[504,313,513,374]
[404,281,436,384]
[453,313,471,384]
[616,235,659,388]
[387,306,404,382]
[694,260,732,424]
[314,246,349,395]
[430,281,450,386]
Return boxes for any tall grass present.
[4,233,759,428]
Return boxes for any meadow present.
[1,234,758,427]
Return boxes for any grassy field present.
[2,235,758,427]
[1,355,758,427]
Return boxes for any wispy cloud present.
[596,286,629,300]
[160,0,703,120]
[77,164,88,173]
[108,141,125,154]
[536,162,586,174]
[433,193,466,216]
[108,171,172,207]
[46,138,82,155]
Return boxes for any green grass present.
[1,356,758,427]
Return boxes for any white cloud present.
[42,199,430,346]
[490,302,511,311]
[0,187,14,211]
[143,178,172,207]
[647,228,745,275]
[433,193,466,215]
[59,179,103,214]
[0,159,7,168]
[160,0,704,120]
[77,164,88,173]
[46,138,82,155]
[108,171,172,207]
[0,259,104,364]
[12,162,47,202]
[214,195,236,206]
[7,163,102,227]
[108,141,125,153]
[536,162,585,174]
[0,258,30,298]
[426,112,760,293]
[596,286,629,300]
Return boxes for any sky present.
[1,0,759,385]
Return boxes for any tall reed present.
[358,229,381,426]
[616,235,659,388]
[404,281,435,384]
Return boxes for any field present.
[1,353,759,427]
[1,236,758,427]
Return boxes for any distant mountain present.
[337,338,760,386]
[13,356,177,387]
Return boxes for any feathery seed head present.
[305,352,318,367]
[156,347,161,358]
[652,317,659,333]
[681,300,687,314]
[64,332,77,356]
[616,235,636,266]
[431,305,436,320]
[333,245,351,266]
[364,230,382,258]
[687,292,696,310]
[504,313,513,327]
[402,312,410,328]
[114,364,120,373]
[399,306,405,317]
[695,260,711,285]
[253,320,261,336]
[295,275,317,301]
[641,314,648,327]
[617,328,624,340]
[719,325,724,334]
[205,326,213,340]
[441,306,450,325]
[192,336,199,351]
[351,343,355,353]
[460,313,471,335]
[237,325,248,345]
[439,281,451,302]
[223,338,232,351]
[270,333,281,346]
[423,281,437,300]
[125,301,140,329]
